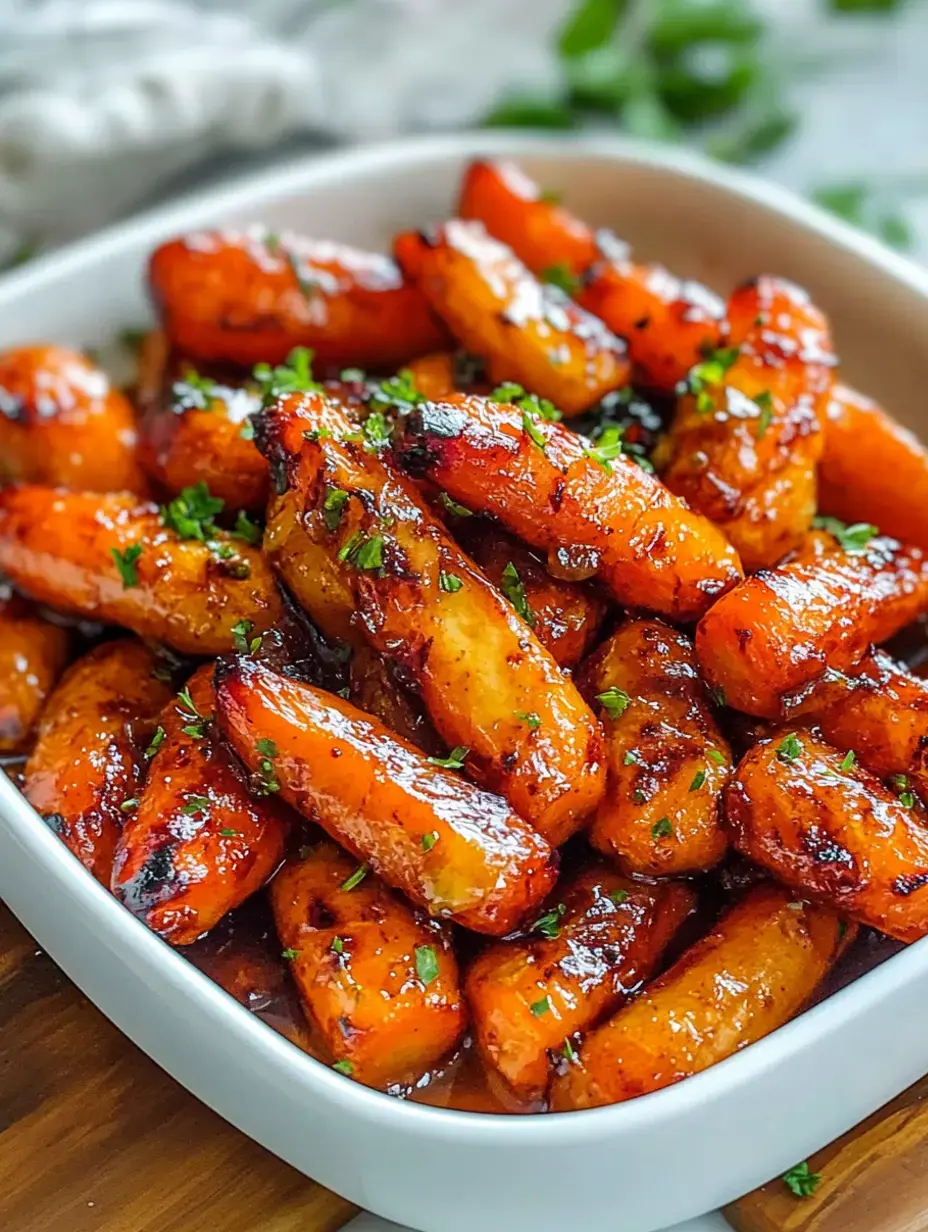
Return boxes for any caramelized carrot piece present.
[394,222,629,417]
[0,486,283,655]
[0,590,70,753]
[347,644,441,755]
[404,352,458,401]
[112,664,289,943]
[215,657,558,936]
[257,393,604,845]
[695,532,928,718]
[149,229,448,370]
[465,869,696,1102]
[394,394,743,621]
[657,277,835,570]
[819,383,928,550]
[726,728,928,942]
[0,344,147,493]
[270,840,466,1087]
[24,640,173,884]
[458,159,599,277]
[549,885,851,1110]
[581,619,730,877]
[455,524,607,669]
[136,332,268,510]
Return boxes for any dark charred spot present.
[120,843,177,915]
[331,747,342,758]
[892,871,928,897]
[802,825,855,868]
[502,751,518,772]
[633,316,650,331]
[550,480,566,513]
[42,812,66,835]
[307,898,337,929]
[735,627,753,651]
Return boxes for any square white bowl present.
[2,133,928,1232]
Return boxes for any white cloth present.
[0,0,927,260]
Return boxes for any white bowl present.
[2,134,928,1232]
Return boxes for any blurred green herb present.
[811,182,914,251]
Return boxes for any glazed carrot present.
[270,841,466,1087]
[465,869,696,1102]
[0,486,283,655]
[726,729,928,942]
[457,159,724,392]
[455,524,607,669]
[695,532,928,718]
[0,344,147,494]
[581,619,731,877]
[819,383,928,550]
[149,229,448,369]
[24,640,173,884]
[0,591,70,753]
[215,657,558,936]
[347,644,441,755]
[549,885,851,1110]
[404,352,458,401]
[112,664,289,943]
[136,332,268,510]
[458,159,599,277]
[257,392,605,845]
[394,221,629,416]
[394,394,743,621]
[657,277,835,570]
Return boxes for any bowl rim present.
[3,129,928,1147]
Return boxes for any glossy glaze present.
[657,277,834,570]
[726,728,928,942]
[0,486,283,655]
[270,840,466,1087]
[580,619,731,876]
[394,221,629,416]
[149,228,448,369]
[0,590,70,753]
[395,393,743,621]
[258,392,605,846]
[696,534,928,717]
[0,344,148,493]
[23,640,173,885]
[112,664,290,943]
[136,330,269,510]
[820,382,928,550]
[465,868,696,1103]
[215,657,558,935]
[549,885,850,1110]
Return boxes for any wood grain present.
[725,1077,928,1232]
[0,902,357,1232]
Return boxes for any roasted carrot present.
[257,392,605,845]
[394,222,629,416]
[549,885,851,1110]
[581,619,731,877]
[215,657,558,936]
[695,532,928,718]
[465,868,696,1102]
[112,664,289,943]
[24,640,173,884]
[656,277,835,570]
[455,523,607,669]
[149,229,448,370]
[347,644,441,755]
[136,332,268,510]
[0,344,148,494]
[394,393,743,621]
[0,486,283,655]
[404,352,458,401]
[270,840,466,1087]
[819,382,928,550]
[726,728,928,942]
[0,590,70,753]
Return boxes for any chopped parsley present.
[281,948,301,961]
[562,1038,577,1062]
[253,347,322,404]
[369,369,426,411]
[522,408,548,451]
[338,532,384,571]
[541,263,581,296]
[782,1161,821,1200]
[119,798,139,813]
[160,482,224,542]
[231,619,254,652]
[256,738,278,757]
[428,746,469,770]
[711,685,726,708]
[900,790,916,809]
[596,687,630,720]
[651,817,674,839]
[840,749,856,772]
[609,889,629,905]
[331,936,345,954]
[231,510,262,546]
[177,686,210,740]
[438,492,473,518]
[439,571,463,593]
[111,543,143,589]
[688,346,740,413]
[322,487,350,532]
[361,410,392,450]
[492,382,562,422]
[180,795,210,816]
[332,1059,354,1075]
[340,864,369,892]
[145,727,166,758]
[754,391,774,439]
[218,828,239,837]
[530,996,551,1017]
[500,561,536,627]
[415,944,440,986]
[421,832,439,852]
[172,367,217,411]
[584,423,625,473]
[533,902,566,939]
[776,734,804,763]
[254,752,280,795]
[515,710,542,730]
[812,515,878,553]
[708,749,726,765]
[689,769,707,792]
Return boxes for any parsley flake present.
[340,864,369,892]
[428,746,469,770]
[111,543,143,589]
[181,795,210,816]
[522,408,548,450]
[219,828,239,837]
[281,948,301,961]
[530,996,551,1017]
[323,488,350,533]
[596,687,631,720]
[777,734,804,763]
[438,492,473,518]
[840,749,856,772]
[708,749,726,765]
[439,571,463,593]
[253,347,321,404]
[145,727,166,758]
[542,263,581,296]
[515,710,542,730]
[160,482,224,542]
[500,561,536,627]
[332,1059,354,1075]
[415,944,440,986]
[232,619,254,652]
[755,391,774,439]
[689,770,707,792]
[119,798,139,813]
[421,832,439,852]
[492,382,562,422]
[331,936,345,954]
[651,817,674,840]
[533,902,566,939]
[231,510,262,546]
[812,516,878,553]
[688,346,740,413]
[256,738,278,758]
[609,889,629,905]
[782,1161,821,1200]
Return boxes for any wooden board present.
[0,902,357,1232]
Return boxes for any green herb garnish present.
[439,572,463,593]
[782,1161,821,1200]
[500,561,536,627]
[651,817,674,839]
[111,544,143,589]
[415,944,440,986]
[533,903,567,939]
[777,734,804,763]
[428,747,469,770]
[340,864,369,892]
[596,687,630,720]
[812,516,878,553]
